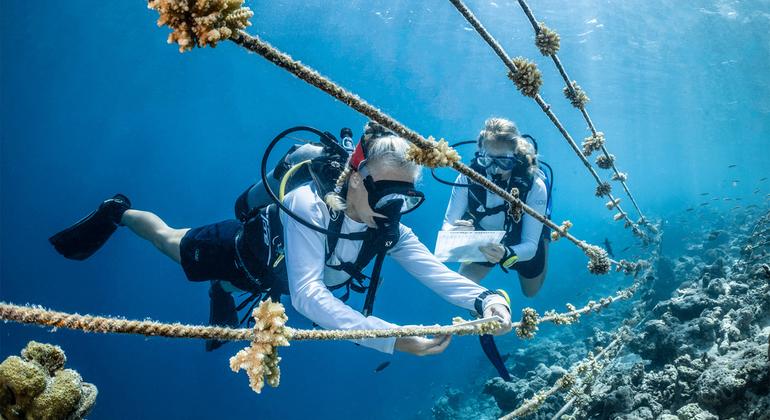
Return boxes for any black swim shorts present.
[180,220,245,283]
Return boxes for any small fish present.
[699,192,710,196]
[700,202,709,206]
[760,177,767,182]
[712,197,720,201]
[374,361,391,373]
[728,164,737,168]
[732,205,742,209]
[723,197,732,201]
[621,246,631,252]
[732,181,739,187]
[755,189,761,194]
[735,197,742,201]
[685,208,695,212]
[603,238,615,258]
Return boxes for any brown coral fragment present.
[565,80,590,109]
[229,299,290,394]
[581,132,604,156]
[148,0,254,53]
[507,187,523,223]
[611,172,628,182]
[405,137,460,168]
[595,182,612,198]
[550,220,573,241]
[515,307,539,339]
[508,57,543,98]
[584,243,611,275]
[596,154,615,170]
[535,23,561,56]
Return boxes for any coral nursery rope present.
[446,0,648,240]
[513,0,648,225]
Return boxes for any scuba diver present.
[442,118,551,297]
[49,122,512,355]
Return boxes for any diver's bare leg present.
[120,209,189,264]
[459,262,495,283]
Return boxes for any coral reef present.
[582,132,604,156]
[148,0,253,52]
[0,341,97,419]
[507,57,543,98]
[429,207,770,419]
[564,80,590,109]
[535,23,560,56]
[406,137,461,168]
[229,299,290,394]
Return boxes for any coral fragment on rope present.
[405,137,460,168]
[507,187,523,223]
[565,80,590,108]
[507,57,543,97]
[611,172,628,182]
[581,132,604,156]
[148,0,253,52]
[596,154,615,170]
[550,220,573,241]
[229,300,290,394]
[595,181,612,198]
[535,22,561,55]
[515,307,539,339]
[584,243,611,275]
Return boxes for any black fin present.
[49,194,130,261]
[206,281,239,352]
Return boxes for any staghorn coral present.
[606,198,621,210]
[595,181,612,198]
[596,153,615,170]
[585,243,611,274]
[611,171,628,182]
[405,137,460,168]
[229,299,290,394]
[148,0,253,53]
[564,80,590,109]
[0,341,97,420]
[507,57,543,97]
[535,22,560,55]
[581,132,604,156]
[515,307,540,339]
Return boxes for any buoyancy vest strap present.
[362,251,388,316]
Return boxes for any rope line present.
[514,0,649,227]
[227,30,618,273]
[447,0,649,241]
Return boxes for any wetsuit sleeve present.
[389,226,508,311]
[281,187,400,353]
[510,177,547,262]
[442,174,470,230]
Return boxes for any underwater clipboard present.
[433,230,506,263]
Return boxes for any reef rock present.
[0,341,97,420]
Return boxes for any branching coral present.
[535,22,560,55]
[616,259,641,276]
[148,0,254,52]
[611,172,628,182]
[507,57,543,97]
[0,341,97,419]
[595,182,612,198]
[596,154,615,170]
[515,307,540,339]
[229,299,290,394]
[550,220,573,241]
[581,132,604,156]
[565,80,590,109]
[584,243,611,275]
[405,137,460,168]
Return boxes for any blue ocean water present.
[1,1,768,419]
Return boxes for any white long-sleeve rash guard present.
[280,184,508,353]
[442,174,548,262]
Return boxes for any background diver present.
[49,122,513,356]
[442,117,552,297]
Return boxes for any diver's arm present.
[509,177,548,261]
[442,174,470,230]
[390,226,509,313]
[282,187,400,353]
